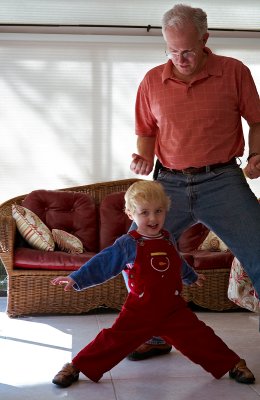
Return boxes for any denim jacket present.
[70,232,198,291]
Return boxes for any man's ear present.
[202,33,209,45]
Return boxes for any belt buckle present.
[182,167,197,174]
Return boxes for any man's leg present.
[193,165,260,297]
[158,164,260,297]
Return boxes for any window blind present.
[0,0,259,31]
[0,3,259,202]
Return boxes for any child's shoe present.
[52,362,80,387]
[229,359,255,384]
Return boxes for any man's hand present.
[51,276,75,291]
[130,153,154,175]
[243,154,260,179]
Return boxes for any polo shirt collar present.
[162,47,222,83]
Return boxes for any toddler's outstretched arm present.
[51,276,76,291]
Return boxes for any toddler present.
[51,180,255,387]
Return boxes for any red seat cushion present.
[22,189,98,252]
[14,247,95,271]
[182,250,234,270]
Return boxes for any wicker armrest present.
[0,215,16,275]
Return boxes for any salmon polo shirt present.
[135,48,260,169]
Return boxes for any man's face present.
[164,23,208,77]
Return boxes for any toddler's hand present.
[190,273,206,288]
[51,276,75,291]
[195,273,206,287]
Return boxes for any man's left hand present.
[244,154,260,179]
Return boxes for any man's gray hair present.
[162,4,208,38]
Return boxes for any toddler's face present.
[132,200,166,237]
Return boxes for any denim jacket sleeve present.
[180,258,198,285]
[168,231,198,285]
[69,234,136,291]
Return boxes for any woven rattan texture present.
[0,179,137,317]
[182,268,238,311]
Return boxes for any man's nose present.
[178,52,187,62]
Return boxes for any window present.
[0,1,259,202]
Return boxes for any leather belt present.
[160,158,236,175]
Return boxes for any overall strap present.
[160,229,170,239]
[128,230,142,240]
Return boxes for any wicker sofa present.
[179,223,238,311]
[0,178,238,317]
[0,179,137,317]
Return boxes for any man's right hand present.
[130,153,154,175]
[243,154,260,179]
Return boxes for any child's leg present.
[161,300,240,379]
[72,309,153,382]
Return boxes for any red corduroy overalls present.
[73,230,239,382]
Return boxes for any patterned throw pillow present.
[228,257,260,312]
[198,230,228,252]
[12,204,55,251]
[52,229,84,254]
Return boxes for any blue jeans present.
[157,163,260,297]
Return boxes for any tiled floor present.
[0,297,260,400]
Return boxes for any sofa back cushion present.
[99,191,131,250]
[178,223,210,252]
[22,189,98,252]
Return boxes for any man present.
[129,3,260,361]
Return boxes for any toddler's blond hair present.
[125,180,171,215]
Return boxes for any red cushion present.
[99,191,131,250]
[182,250,234,270]
[22,189,98,252]
[178,223,210,252]
[14,247,95,270]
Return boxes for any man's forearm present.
[137,136,156,162]
[248,122,260,156]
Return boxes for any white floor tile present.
[0,298,260,399]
